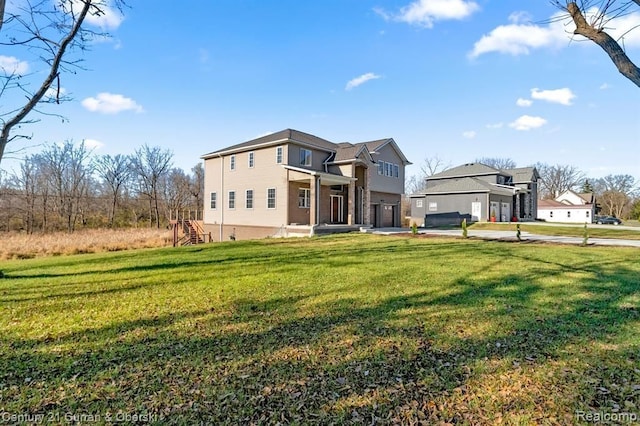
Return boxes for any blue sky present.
[1,0,639,182]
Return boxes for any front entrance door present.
[471,202,482,221]
[331,195,344,223]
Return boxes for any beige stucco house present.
[201,129,411,241]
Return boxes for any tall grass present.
[0,228,172,259]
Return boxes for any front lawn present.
[1,235,638,424]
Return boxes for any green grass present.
[471,222,640,240]
[1,235,639,424]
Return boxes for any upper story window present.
[230,155,236,171]
[394,164,399,178]
[378,161,384,175]
[210,192,217,209]
[248,152,255,168]
[300,148,312,167]
[276,146,283,164]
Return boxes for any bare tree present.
[40,141,93,233]
[130,145,173,228]
[94,154,131,227]
[594,174,637,217]
[475,157,517,170]
[163,168,192,219]
[189,163,205,212]
[406,156,451,194]
[536,163,585,199]
[0,0,126,164]
[552,1,640,87]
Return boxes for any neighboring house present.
[409,163,539,226]
[537,190,597,223]
[201,129,411,241]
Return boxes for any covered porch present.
[285,166,368,227]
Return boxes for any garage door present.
[382,205,394,227]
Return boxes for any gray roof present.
[201,129,337,158]
[362,138,411,165]
[333,144,371,163]
[509,167,538,183]
[202,129,412,166]
[428,163,506,180]
[421,177,515,197]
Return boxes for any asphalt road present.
[367,227,640,248]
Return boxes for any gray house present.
[409,163,538,226]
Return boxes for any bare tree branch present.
[0,1,92,163]
[557,1,640,87]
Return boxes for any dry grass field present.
[0,228,173,260]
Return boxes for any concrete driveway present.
[366,227,640,248]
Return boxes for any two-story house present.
[409,163,538,226]
[201,129,411,241]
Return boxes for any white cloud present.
[78,0,124,29]
[0,55,29,75]
[509,115,547,131]
[44,86,67,102]
[469,16,566,58]
[84,139,105,150]
[531,87,575,105]
[462,130,476,139]
[485,122,504,129]
[599,83,611,90]
[345,73,381,91]
[469,8,640,58]
[82,92,144,114]
[516,98,532,107]
[375,0,479,28]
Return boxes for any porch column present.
[310,176,319,226]
[364,168,371,225]
[347,180,355,225]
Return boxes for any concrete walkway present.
[365,228,640,248]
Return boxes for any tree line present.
[0,141,203,233]
[407,157,640,220]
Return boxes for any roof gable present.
[361,138,411,165]
[428,163,504,180]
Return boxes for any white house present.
[537,190,596,223]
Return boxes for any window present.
[394,164,399,178]
[385,162,391,177]
[267,188,276,209]
[230,155,236,171]
[276,146,283,164]
[210,192,217,209]
[245,190,254,209]
[228,191,235,209]
[378,161,384,175]
[248,152,255,168]
[298,188,310,208]
[428,202,438,212]
[300,148,312,166]
[416,200,423,208]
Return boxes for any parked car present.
[594,215,623,225]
